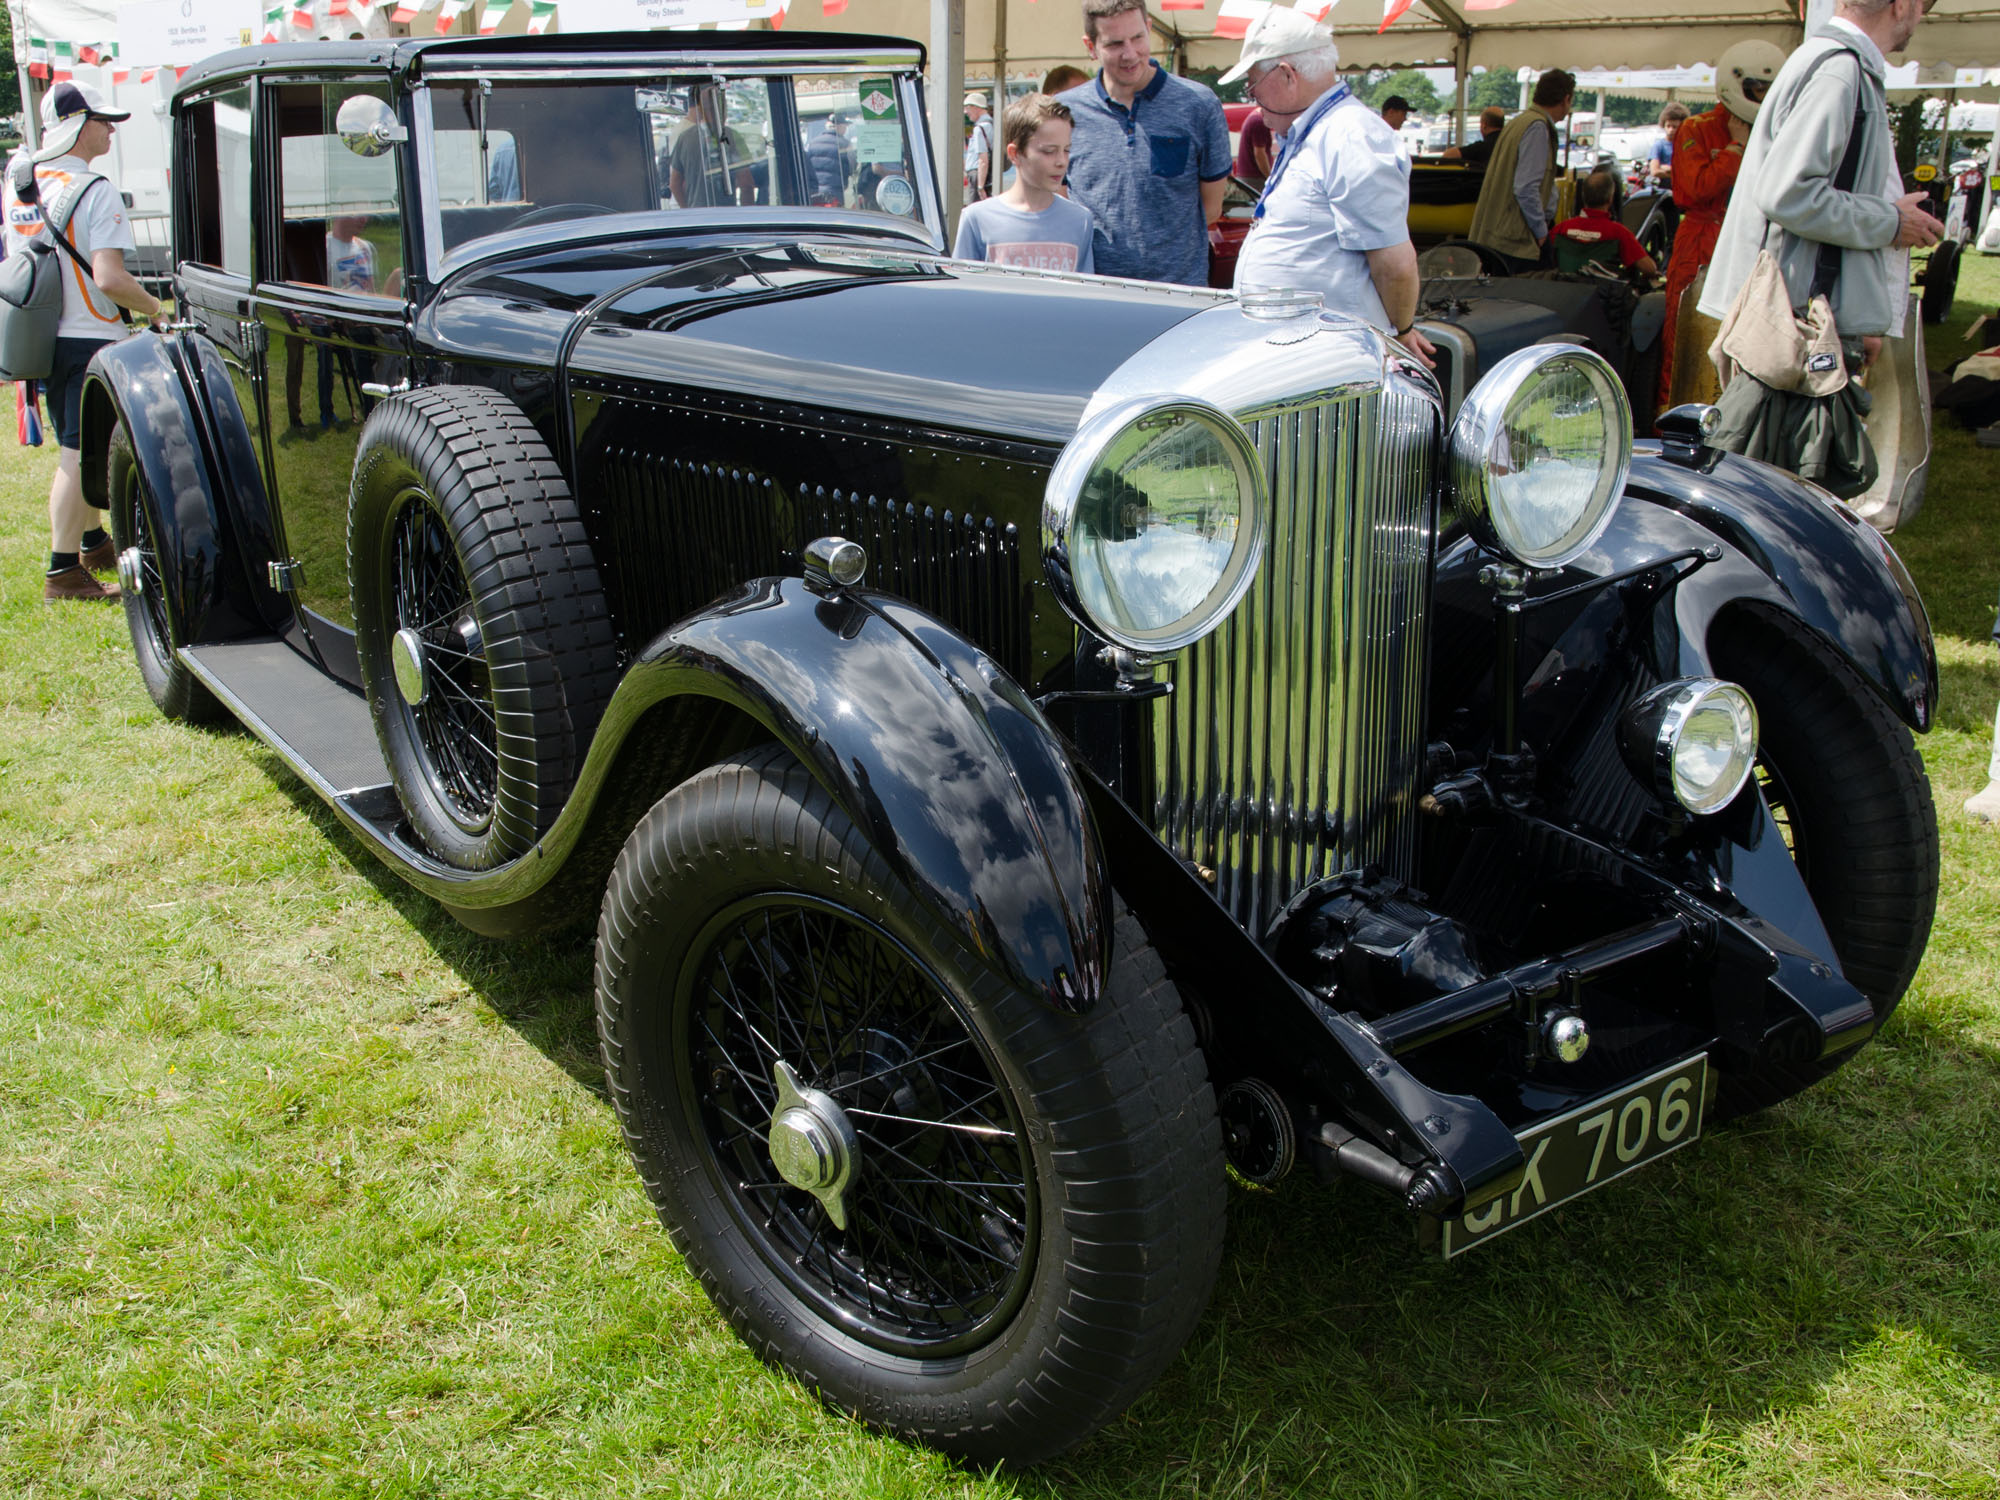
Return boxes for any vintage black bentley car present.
[85,30,1939,1465]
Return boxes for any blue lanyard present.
[1254,81,1351,222]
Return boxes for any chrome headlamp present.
[1450,344,1631,570]
[1043,397,1268,655]
[1619,678,1761,815]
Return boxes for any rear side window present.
[177,87,253,276]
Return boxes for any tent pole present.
[992,0,1006,199]
[932,0,965,245]
[10,0,36,153]
[1936,86,1954,181]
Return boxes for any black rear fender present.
[79,334,272,646]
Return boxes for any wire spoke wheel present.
[386,489,496,832]
[1752,757,1803,877]
[349,386,618,871]
[597,748,1225,1462]
[107,419,222,724]
[682,894,1035,1356]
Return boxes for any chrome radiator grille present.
[1151,381,1440,935]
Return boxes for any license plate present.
[1441,1054,1707,1258]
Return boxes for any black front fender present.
[1620,444,1936,731]
[80,334,269,646]
[621,577,1110,1012]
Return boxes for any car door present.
[173,80,315,659]
[253,76,415,688]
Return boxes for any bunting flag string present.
[479,0,512,33]
[1213,0,1269,41]
[390,1,421,19]
[525,0,557,31]
[1378,0,1415,32]
[291,0,316,26]
[434,0,468,33]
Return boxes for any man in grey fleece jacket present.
[1697,0,1942,369]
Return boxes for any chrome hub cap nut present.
[768,1060,859,1229]
[116,546,145,597]
[391,626,428,707]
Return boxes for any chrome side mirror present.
[336,96,405,157]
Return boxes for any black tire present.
[1921,238,1961,325]
[349,386,619,871]
[595,747,1225,1464]
[1710,613,1938,1023]
[106,418,224,725]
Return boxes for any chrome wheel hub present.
[116,546,145,596]
[768,1060,858,1229]
[391,625,428,707]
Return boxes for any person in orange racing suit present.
[1657,40,1784,414]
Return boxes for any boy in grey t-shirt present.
[953,95,1096,274]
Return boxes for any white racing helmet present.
[1717,41,1784,123]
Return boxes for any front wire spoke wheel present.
[597,747,1225,1463]
[685,894,1034,1356]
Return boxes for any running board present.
[178,641,445,875]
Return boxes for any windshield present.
[426,72,925,256]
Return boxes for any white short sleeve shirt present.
[1231,94,1411,333]
[1,154,136,340]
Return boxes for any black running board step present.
[181,639,390,800]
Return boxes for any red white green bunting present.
[525,0,556,31]
[25,36,50,79]
[434,0,468,33]
[478,0,511,33]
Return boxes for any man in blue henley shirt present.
[1058,0,1230,285]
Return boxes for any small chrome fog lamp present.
[1618,679,1760,815]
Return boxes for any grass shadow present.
[240,742,607,1099]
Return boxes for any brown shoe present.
[43,565,121,603]
[79,536,118,572]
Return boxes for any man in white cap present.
[1222,9,1433,367]
[964,92,995,202]
[3,80,161,602]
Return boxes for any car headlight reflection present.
[1043,398,1267,654]
[1618,679,1760,815]
[1451,344,1631,570]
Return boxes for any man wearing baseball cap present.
[964,92,995,203]
[4,81,161,602]
[1223,9,1433,367]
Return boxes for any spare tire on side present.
[348,385,620,871]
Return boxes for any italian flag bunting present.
[1160,0,1203,11]
[52,41,75,81]
[1294,0,1332,17]
[330,0,350,14]
[478,0,511,33]
[77,43,101,65]
[291,1,316,28]
[350,0,374,19]
[434,0,468,33]
[26,36,50,79]
[1213,0,1267,40]
[262,4,284,39]
[524,0,556,31]
[141,67,159,82]
[820,0,846,15]
[1378,0,1414,31]
[389,0,419,19]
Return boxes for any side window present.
[179,87,253,276]
[272,81,405,298]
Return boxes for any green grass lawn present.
[3,261,1999,1499]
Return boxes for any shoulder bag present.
[0,161,122,382]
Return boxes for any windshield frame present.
[410,56,942,282]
